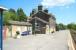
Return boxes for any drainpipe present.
[34,19,36,34]
[34,18,37,34]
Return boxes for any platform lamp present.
[0,6,8,50]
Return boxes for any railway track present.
[70,30,76,50]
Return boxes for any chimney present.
[38,5,43,11]
[31,9,36,15]
[44,9,48,13]
[30,12,32,16]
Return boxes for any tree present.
[56,24,59,31]
[3,11,11,25]
[59,23,67,30]
[17,8,27,21]
[9,8,16,13]
[56,23,67,30]
[9,8,17,21]
[3,8,28,25]
[67,23,76,30]
[3,9,17,25]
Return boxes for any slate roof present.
[30,10,51,17]
[30,10,56,20]
[8,20,32,26]
[29,17,49,24]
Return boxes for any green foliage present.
[17,8,27,21]
[56,23,76,31]
[67,23,76,30]
[9,8,17,21]
[9,8,16,13]
[56,23,67,31]
[3,8,27,25]
[58,23,67,30]
[56,24,59,31]
[3,11,11,25]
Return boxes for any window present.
[35,22,40,31]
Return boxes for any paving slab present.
[3,30,70,50]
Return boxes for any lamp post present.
[0,6,7,50]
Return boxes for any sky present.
[0,0,76,25]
